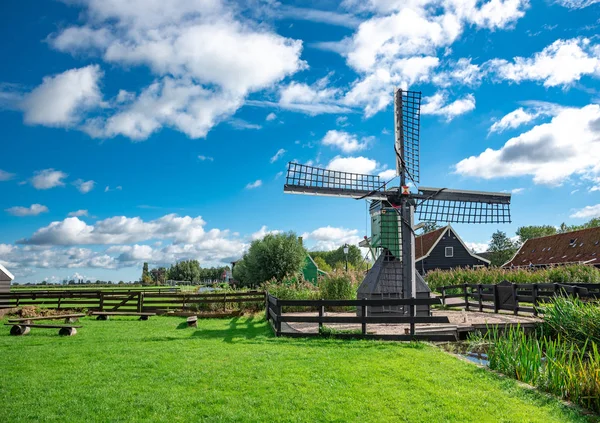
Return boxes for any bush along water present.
[426,264,600,293]
[469,298,600,413]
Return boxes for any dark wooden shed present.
[415,225,489,274]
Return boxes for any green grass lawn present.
[0,316,594,423]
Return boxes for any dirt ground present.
[281,309,539,335]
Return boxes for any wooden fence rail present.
[266,294,456,342]
[439,282,600,316]
[0,290,265,313]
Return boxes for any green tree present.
[166,260,201,282]
[244,232,306,285]
[558,218,600,233]
[312,256,332,272]
[488,230,518,267]
[419,221,441,235]
[516,225,557,244]
[141,262,152,284]
[232,259,249,286]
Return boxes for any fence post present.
[137,292,143,313]
[99,292,104,311]
[223,293,227,312]
[478,284,483,312]
[463,284,470,311]
[493,284,499,314]
[409,302,415,336]
[57,295,62,310]
[532,283,539,317]
[361,298,367,335]
[318,300,324,333]
[275,302,282,337]
[554,283,559,297]
[265,293,269,321]
[441,286,446,306]
[512,283,519,316]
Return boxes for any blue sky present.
[1,0,600,283]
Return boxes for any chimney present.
[298,236,303,246]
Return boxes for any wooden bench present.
[187,316,198,328]
[8,313,85,324]
[91,311,156,321]
[5,323,82,336]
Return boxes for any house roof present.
[415,225,490,264]
[503,226,600,268]
[0,263,14,281]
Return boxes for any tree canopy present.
[488,230,518,267]
[516,225,557,244]
[310,245,365,271]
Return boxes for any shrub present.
[317,271,360,301]
[540,297,600,348]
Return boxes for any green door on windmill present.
[370,204,401,259]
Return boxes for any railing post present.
[478,284,483,312]
[265,293,269,321]
[441,286,446,306]
[275,302,282,337]
[223,293,227,312]
[532,283,539,317]
[318,300,324,333]
[463,284,470,311]
[409,302,415,336]
[99,292,104,311]
[493,284,499,314]
[512,283,518,316]
[137,292,143,313]
[361,298,367,335]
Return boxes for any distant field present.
[0,315,592,422]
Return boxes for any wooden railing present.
[266,294,456,341]
[439,282,600,316]
[0,290,265,313]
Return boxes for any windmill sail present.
[395,90,421,184]
[284,162,389,199]
[415,187,511,224]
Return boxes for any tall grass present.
[541,297,600,348]
[426,265,600,292]
[474,325,600,413]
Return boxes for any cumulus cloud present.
[198,155,214,161]
[327,156,379,174]
[489,102,563,134]
[5,204,49,217]
[554,0,600,8]
[570,204,600,219]
[421,92,476,121]
[321,130,370,153]
[73,179,95,194]
[0,169,15,181]
[68,209,89,217]
[489,37,600,87]
[21,65,103,126]
[245,180,262,189]
[250,226,282,241]
[48,0,306,140]
[266,112,277,121]
[302,226,361,251]
[378,169,397,180]
[270,148,286,163]
[278,74,351,115]
[455,104,600,185]
[465,241,489,253]
[31,169,67,189]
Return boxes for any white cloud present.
[511,188,525,194]
[321,130,370,153]
[21,65,103,126]
[105,185,123,192]
[0,169,15,181]
[270,148,286,164]
[31,169,68,189]
[421,92,476,121]
[302,226,361,251]
[489,102,564,134]
[489,37,600,87]
[5,204,49,217]
[68,210,89,217]
[278,75,351,115]
[327,156,378,174]
[266,112,277,121]
[198,155,214,161]
[276,6,361,28]
[555,0,600,8]
[432,58,485,87]
[228,118,261,130]
[378,169,397,180]
[571,204,600,218]
[336,116,349,127]
[455,104,600,185]
[246,180,262,189]
[73,179,96,194]
[250,226,282,241]
[466,241,489,253]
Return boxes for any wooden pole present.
[493,284,499,314]
[441,286,446,306]
[318,300,324,333]
[409,303,415,336]
[512,283,518,316]
[478,284,483,312]
[464,284,470,311]
[532,283,538,317]
[361,298,367,335]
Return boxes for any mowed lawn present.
[0,316,593,423]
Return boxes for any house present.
[302,254,327,283]
[415,225,490,274]
[503,226,600,268]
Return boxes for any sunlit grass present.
[0,316,592,422]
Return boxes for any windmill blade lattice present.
[395,90,421,184]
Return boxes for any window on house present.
[445,247,454,257]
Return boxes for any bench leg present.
[58,327,77,336]
[10,325,30,336]
[96,315,109,320]
[139,315,149,321]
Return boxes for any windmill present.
[283,89,511,315]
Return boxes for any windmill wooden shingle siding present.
[415,225,489,274]
[503,227,600,268]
